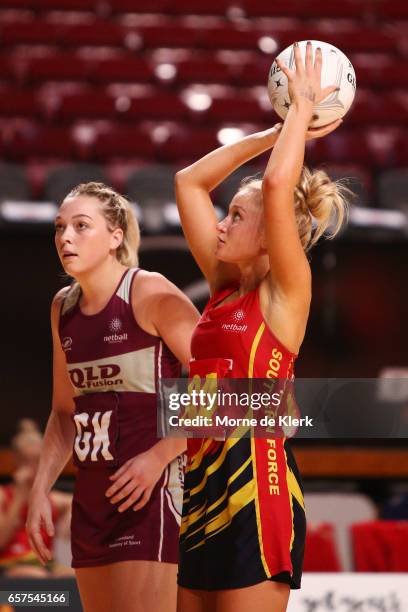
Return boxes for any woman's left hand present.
[105,449,166,512]
[306,118,342,140]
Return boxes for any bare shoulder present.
[132,270,185,301]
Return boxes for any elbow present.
[174,168,193,189]
[262,172,291,194]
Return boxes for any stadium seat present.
[9,124,77,160]
[54,90,118,121]
[61,21,126,48]
[0,162,31,200]
[108,0,170,13]
[0,57,14,82]
[235,57,272,87]
[200,26,264,51]
[377,0,408,19]
[307,131,370,166]
[0,87,41,118]
[39,0,97,8]
[91,56,154,84]
[139,25,198,49]
[93,125,155,161]
[24,54,91,83]
[243,0,372,18]
[173,59,233,85]
[303,524,342,571]
[0,20,60,46]
[377,169,408,213]
[352,521,408,572]
[157,125,220,161]
[198,95,265,123]
[304,493,377,570]
[43,163,108,203]
[168,0,233,16]
[126,93,187,120]
[350,90,407,125]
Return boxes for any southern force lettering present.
[267,439,279,495]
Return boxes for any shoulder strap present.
[115,267,140,305]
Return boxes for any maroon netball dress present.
[59,268,184,568]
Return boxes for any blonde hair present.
[240,166,351,252]
[11,419,42,455]
[61,182,140,311]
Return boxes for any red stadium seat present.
[24,54,91,83]
[303,524,342,572]
[174,59,233,85]
[351,56,408,89]
[108,0,171,13]
[243,0,372,18]
[93,125,155,161]
[349,90,408,125]
[235,57,272,87]
[168,0,233,16]
[352,521,408,572]
[126,93,187,120]
[0,57,15,82]
[54,90,118,120]
[91,56,154,84]
[199,95,266,123]
[9,124,77,160]
[61,21,126,48]
[268,28,396,54]
[1,0,97,9]
[0,87,41,118]
[377,0,408,19]
[139,25,198,49]
[0,20,60,46]
[306,130,371,166]
[156,125,220,161]
[200,26,264,51]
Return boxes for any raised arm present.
[262,43,341,309]
[175,125,282,291]
[27,289,76,564]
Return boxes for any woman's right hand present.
[276,41,339,117]
[26,490,54,564]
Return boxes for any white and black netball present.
[268,40,357,127]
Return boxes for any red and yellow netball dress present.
[178,285,306,590]
[59,268,184,568]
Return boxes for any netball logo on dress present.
[104,317,128,344]
[221,309,248,333]
[61,337,73,352]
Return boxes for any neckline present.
[77,268,129,318]
[210,285,249,313]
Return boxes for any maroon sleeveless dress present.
[59,268,184,568]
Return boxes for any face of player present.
[215,189,265,264]
[54,195,123,279]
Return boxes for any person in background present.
[0,419,72,577]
